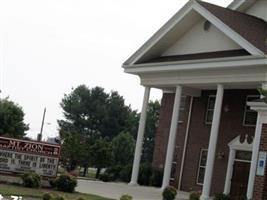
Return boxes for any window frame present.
[170,146,180,180]
[205,95,216,124]
[178,96,187,123]
[196,149,208,186]
[243,95,260,127]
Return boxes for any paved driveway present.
[77,179,189,200]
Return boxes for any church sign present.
[0,136,60,177]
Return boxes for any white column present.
[246,113,262,199]
[161,85,182,189]
[129,86,150,185]
[201,84,224,200]
[224,148,236,195]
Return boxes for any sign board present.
[256,151,267,176]
[0,136,60,177]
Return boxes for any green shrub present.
[120,194,133,200]
[214,193,230,200]
[99,172,111,182]
[48,178,56,188]
[236,195,247,200]
[54,195,65,200]
[43,193,54,200]
[105,165,122,181]
[162,186,177,200]
[189,192,200,200]
[76,198,85,200]
[119,165,132,182]
[21,172,41,188]
[150,168,163,187]
[54,173,77,193]
[138,163,152,185]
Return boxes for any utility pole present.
[37,108,46,141]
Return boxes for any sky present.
[0,0,233,140]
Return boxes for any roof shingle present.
[198,1,267,54]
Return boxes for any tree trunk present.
[83,165,88,177]
[95,168,101,179]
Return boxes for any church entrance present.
[229,151,252,199]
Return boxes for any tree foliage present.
[60,132,85,171]
[58,85,161,174]
[142,100,161,163]
[58,85,138,171]
[112,132,135,166]
[0,98,29,138]
[90,137,112,178]
[58,85,135,139]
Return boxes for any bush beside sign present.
[0,136,60,177]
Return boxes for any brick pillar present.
[253,124,267,200]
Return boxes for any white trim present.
[205,95,216,125]
[246,101,267,199]
[123,1,195,65]
[178,96,194,190]
[243,95,260,126]
[224,148,236,194]
[162,85,183,190]
[228,135,253,152]
[227,0,256,11]
[228,0,247,10]
[224,135,253,195]
[124,55,264,69]
[129,87,151,185]
[123,0,264,66]
[124,56,267,74]
[234,158,252,163]
[201,84,224,200]
[193,2,263,56]
[170,161,177,180]
[196,149,208,186]
[178,96,187,123]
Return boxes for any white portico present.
[123,0,267,199]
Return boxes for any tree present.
[112,132,135,166]
[101,91,134,138]
[0,98,29,138]
[58,85,108,138]
[60,132,85,171]
[142,100,161,163]
[90,137,112,178]
[58,85,138,171]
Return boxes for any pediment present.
[162,18,242,56]
[123,0,264,67]
[228,135,253,151]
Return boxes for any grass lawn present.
[0,184,114,200]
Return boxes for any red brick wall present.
[253,124,267,200]
[153,89,257,194]
[152,93,191,187]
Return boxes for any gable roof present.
[123,0,267,67]
[199,1,267,54]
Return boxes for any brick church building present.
[123,0,267,199]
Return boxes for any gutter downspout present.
[178,96,194,190]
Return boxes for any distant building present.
[123,1,267,200]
